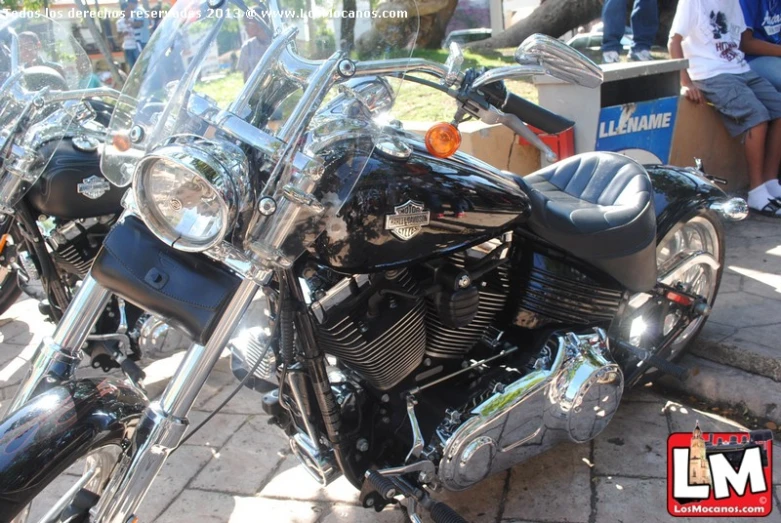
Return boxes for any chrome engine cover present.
[438,331,623,490]
[137,315,190,357]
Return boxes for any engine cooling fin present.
[425,252,510,359]
[314,270,426,391]
[513,246,624,329]
[53,242,93,276]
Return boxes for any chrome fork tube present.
[7,274,111,414]
[93,279,259,523]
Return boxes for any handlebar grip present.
[503,93,574,134]
[481,83,574,135]
[430,501,468,523]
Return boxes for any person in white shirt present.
[238,7,271,82]
[669,0,781,216]
[128,0,151,50]
[117,4,138,70]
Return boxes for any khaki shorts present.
[694,71,781,137]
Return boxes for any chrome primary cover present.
[438,330,623,490]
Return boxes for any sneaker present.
[629,49,653,61]
[602,50,621,64]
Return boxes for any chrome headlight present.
[133,140,248,252]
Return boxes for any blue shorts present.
[749,56,781,92]
[693,71,781,137]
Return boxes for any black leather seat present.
[514,152,657,291]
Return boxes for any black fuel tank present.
[309,140,531,272]
[27,138,124,220]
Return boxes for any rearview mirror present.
[443,42,464,87]
[515,34,603,89]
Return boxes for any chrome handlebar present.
[45,87,121,104]
[354,58,457,84]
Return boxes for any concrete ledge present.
[659,354,781,424]
[691,333,781,383]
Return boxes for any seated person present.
[669,0,781,215]
[739,0,781,91]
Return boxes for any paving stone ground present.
[1,297,780,522]
[694,215,781,373]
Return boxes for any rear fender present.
[0,378,147,521]
[645,165,729,240]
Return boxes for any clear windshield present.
[0,13,93,207]
[104,0,420,266]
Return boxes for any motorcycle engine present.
[432,329,623,490]
[309,269,427,391]
[44,214,115,278]
[306,238,510,391]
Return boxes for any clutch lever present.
[472,103,558,163]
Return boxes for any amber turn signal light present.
[425,122,461,158]
[112,132,132,152]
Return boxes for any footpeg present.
[120,357,146,384]
[645,353,690,381]
[615,340,690,381]
[365,469,398,499]
[427,500,468,523]
[365,469,468,523]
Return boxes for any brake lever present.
[473,103,558,163]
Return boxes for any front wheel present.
[0,224,23,316]
[0,379,146,523]
[11,444,123,523]
[617,211,725,387]
[0,263,22,316]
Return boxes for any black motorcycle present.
[0,2,748,522]
[0,15,185,386]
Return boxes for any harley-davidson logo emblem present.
[385,200,430,241]
[77,176,111,200]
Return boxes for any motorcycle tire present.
[622,210,725,388]
[10,442,124,523]
[0,269,22,317]
[0,222,23,317]
[0,379,146,523]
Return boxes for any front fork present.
[8,272,260,523]
[7,274,111,413]
[93,278,259,523]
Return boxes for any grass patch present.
[195,71,244,109]
[389,47,539,123]
[194,48,542,123]
[393,77,537,123]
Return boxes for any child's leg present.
[746,72,781,198]
[744,121,768,190]
[749,56,781,92]
[695,73,780,214]
[745,123,781,213]
[765,119,781,182]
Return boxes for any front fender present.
[0,378,147,521]
[645,165,729,239]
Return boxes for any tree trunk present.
[469,0,680,51]
[469,0,602,50]
[340,0,357,51]
[418,0,459,49]
[358,0,456,53]
[657,0,680,46]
